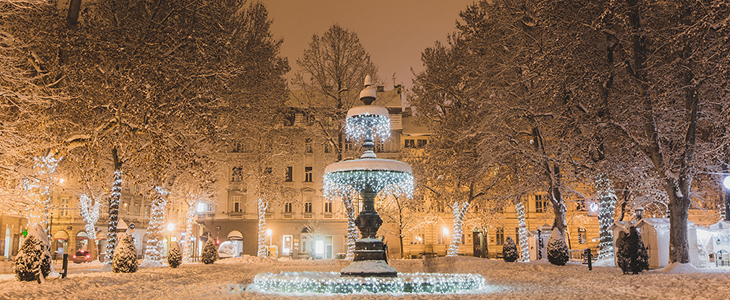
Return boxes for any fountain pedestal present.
[340,186,397,277]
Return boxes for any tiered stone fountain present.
[250,77,485,295]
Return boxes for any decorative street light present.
[167,223,175,254]
[723,176,730,190]
[635,206,644,221]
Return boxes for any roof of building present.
[288,88,403,111]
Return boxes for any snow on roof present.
[637,218,694,228]
[324,158,412,174]
[710,221,730,231]
[347,105,389,118]
[608,221,627,230]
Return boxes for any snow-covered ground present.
[1,256,728,299]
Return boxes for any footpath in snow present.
[0,256,729,299]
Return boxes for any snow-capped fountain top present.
[359,75,376,104]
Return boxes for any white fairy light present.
[251,271,486,295]
[516,202,530,262]
[595,175,616,260]
[345,113,391,143]
[105,170,122,263]
[323,171,413,199]
[257,199,268,257]
[447,202,470,257]
[144,187,167,264]
[79,194,100,240]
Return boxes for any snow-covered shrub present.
[201,238,218,264]
[168,242,182,268]
[617,226,649,274]
[13,225,52,282]
[113,234,138,273]
[502,236,519,262]
[547,230,569,266]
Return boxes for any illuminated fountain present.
[250,76,485,295]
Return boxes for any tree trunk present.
[447,202,469,257]
[105,148,122,263]
[666,181,691,264]
[342,194,357,261]
[182,201,196,262]
[143,187,167,264]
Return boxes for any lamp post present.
[635,206,644,221]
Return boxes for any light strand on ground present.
[252,271,486,295]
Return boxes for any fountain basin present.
[250,271,486,295]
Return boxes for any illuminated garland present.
[595,175,616,260]
[257,199,268,257]
[345,114,391,143]
[23,154,61,227]
[447,202,470,257]
[182,199,197,262]
[341,194,358,261]
[251,271,486,295]
[323,171,413,199]
[516,202,529,262]
[144,187,168,264]
[79,194,100,241]
[105,170,122,263]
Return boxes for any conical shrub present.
[502,236,519,262]
[168,241,182,268]
[201,238,218,264]
[113,234,138,273]
[547,230,569,266]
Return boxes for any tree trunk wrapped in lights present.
[143,187,167,264]
[182,200,197,262]
[516,201,530,262]
[447,202,470,257]
[23,154,61,228]
[105,169,122,263]
[342,194,358,261]
[257,198,268,257]
[596,175,617,260]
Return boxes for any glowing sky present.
[260,0,477,89]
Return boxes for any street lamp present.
[635,206,644,220]
[167,223,175,254]
[723,176,730,190]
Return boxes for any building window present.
[405,139,415,148]
[231,195,242,213]
[412,233,425,245]
[375,140,384,152]
[304,202,312,213]
[304,167,313,182]
[285,166,293,182]
[535,194,548,213]
[305,114,315,126]
[284,202,293,213]
[231,167,243,182]
[60,198,69,217]
[284,112,295,126]
[324,201,332,213]
[324,143,331,153]
[345,139,353,151]
[305,138,313,153]
[576,199,586,211]
[578,227,587,244]
[232,142,244,153]
[417,139,428,148]
[264,167,272,174]
[496,227,504,245]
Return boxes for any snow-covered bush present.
[502,236,519,262]
[547,230,569,266]
[168,242,182,268]
[13,225,52,282]
[617,226,648,274]
[201,238,218,264]
[113,234,138,273]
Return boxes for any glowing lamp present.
[266,229,272,236]
[442,227,449,236]
[167,223,175,232]
[723,176,730,190]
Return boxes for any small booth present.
[635,218,699,269]
[699,221,730,267]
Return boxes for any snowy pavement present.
[0,256,728,299]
